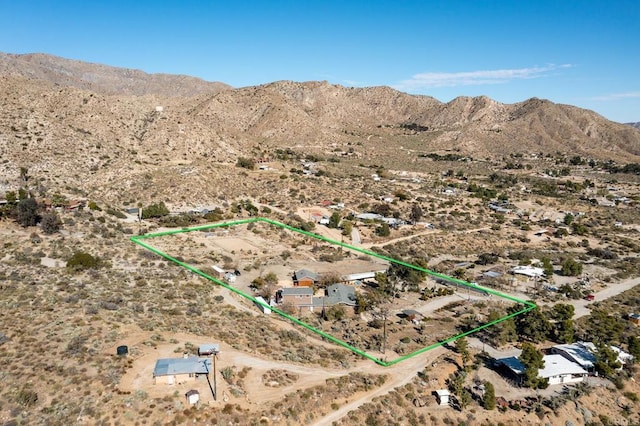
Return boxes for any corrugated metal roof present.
[153,357,211,377]
[198,344,220,355]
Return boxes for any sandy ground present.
[116,325,446,419]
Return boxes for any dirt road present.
[311,346,446,426]
[570,276,640,319]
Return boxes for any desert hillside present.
[1,52,640,426]
[1,53,640,206]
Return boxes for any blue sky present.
[1,0,639,122]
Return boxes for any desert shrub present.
[88,201,101,211]
[16,197,40,227]
[41,211,62,234]
[221,367,235,383]
[106,208,126,219]
[67,251,101,271]
[236,157,255,170]
[66,335,87,355]
[141,201,170,219]
[324,305,346,321]
[15,389,38,407]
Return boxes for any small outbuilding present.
[435,389,451,406]
[185,389,200,405]
[254,296,272,314]
[116,345,129,356]
[198,344,220,356]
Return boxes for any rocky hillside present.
[0,52,230,97]
[1,52,640,203]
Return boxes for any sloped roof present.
[510,266,544,277]
[294,269,319,281]
[153,357,211,377]
[326,284,357,306]
[280,287,313,296]
[551,343,596,369]
[498,354,588,379]
[497,356,526,375]
[539,354,588,378]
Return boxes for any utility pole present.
[383,315,387,354]
[381,307,388,354]
[213,349,219,401]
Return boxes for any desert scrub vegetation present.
[270,373,388,423]
[66,251,106,271]
[262,369,300,387]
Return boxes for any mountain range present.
[1,52,639,202]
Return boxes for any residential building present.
[312,283,357,309]
[153,357,212,385]
[293,269,318,287]
[510,266,545,278]
[550,342,597,372]
[277,287,314,312]
[496,354,588,386]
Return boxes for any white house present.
[550,342,597,372]
[510,266,545,278]
[497,354,588,386]
[538,354,588,385]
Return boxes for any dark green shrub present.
[67,251,101,271]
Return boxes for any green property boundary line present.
[131,217,536,367]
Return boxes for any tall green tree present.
[514,307,552,343]
[483,381,496,410]
[375,222,390,237]
[484,310,517,346]
[328,211,341,228]
[141,201,169,219]
[519,343,547,389]
[409,203,423,223]
[447,370,471,410]
[561,257,583,276]
[594,343,621,378]
[341,220,353,236]
[550,304,575,343]
[16,198,40,227]
[5,191,17,205]
[563,213,574,225]
[455,337,471,369]
[627,336,640,360]
[584,309,625,344]
[541,256,554,278]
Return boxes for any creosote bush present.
[67,251,102,271]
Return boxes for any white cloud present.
[394,64,572,91]
[591,91,640,101]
